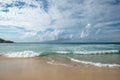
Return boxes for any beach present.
[0,0,120,79]
[0,56,120,80]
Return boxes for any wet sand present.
[0,57,120,80]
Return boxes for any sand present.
[0,57,120,80]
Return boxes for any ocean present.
[0,43,120,67]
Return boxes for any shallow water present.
[0,43,120,67]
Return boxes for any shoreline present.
[0,56,120,80]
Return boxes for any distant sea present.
[0,43,120,67]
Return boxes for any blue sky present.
[0,0,120,42]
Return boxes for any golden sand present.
[0,57,120,80]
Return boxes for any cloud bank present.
[0,0,120,42]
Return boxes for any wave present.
[69,57,120,68]
[73,50,119,54]
[3,51,40,58]
[54,51,70,54]
[1,50,120,68]
[54,50,119,55]
[0,49,119,58]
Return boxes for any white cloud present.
[80,24,92,38]
[0,0,51,32]
[22,31,37,38]
[94,20,120,28]
[39,29,63,41]
[0,0,120,42]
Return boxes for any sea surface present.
[0,43,120,67]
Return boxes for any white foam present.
[53,50,119,55]
[55,51,70,54]
[47,60,69,67]
[74,50,119,54]
[3,51,40,58]
[69,57,120,68]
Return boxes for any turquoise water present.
[0,43,120,67]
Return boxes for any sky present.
[0,0,120,42]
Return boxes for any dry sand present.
[0,57,120,80]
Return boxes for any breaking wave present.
[54,51,70,54]
[73,50,119,54]
[69,57,120,68]
[55,50,119,54]
[0,50,119,58]
[0,50,120,68]
[3,51,40,58]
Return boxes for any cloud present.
[22,31,37,38]
[94,20,120,28]
[0,0,120,42]
[0,0,51,31]
[80,24,92,38]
